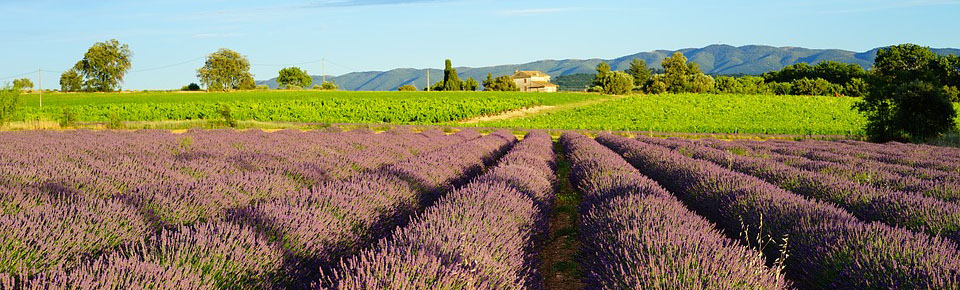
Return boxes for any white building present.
[512,71,558,93]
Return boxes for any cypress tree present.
[443,59,462,91]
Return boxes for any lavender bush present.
[563,132,791,290]
[597,133,960,289]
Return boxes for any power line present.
[0,70,37,81]
[131,56,206,73]
[251,58,327,67]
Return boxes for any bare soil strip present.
[540,142,583,290]
[460,94,623,124]
[459,105,555,124]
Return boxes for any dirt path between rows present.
[459,95,624,125]
[459,105,556,124]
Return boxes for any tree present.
[181,83,201,91]
[320,81,338,90]
[72,39,133,92]
[592,62,613,89]
[60,70,83,92]
[592,62,633,95]
[482,73,519,91]
[0,85,20,126]
[844,78,868,97]
[738,76,768,95]
[626,59,651,89]
[277,67,312,89]
[646,74,669,94]
[689,73,715,93]
[603,72,634,95]
[197,48,255,91]
[857,44,958,142]
[442,59,462,91]
[790,78,841,96]
[462,77,479,91]
[13,78,33,91]
[661,52,700,93]
[715,76,742,94]
[398,84,417,91]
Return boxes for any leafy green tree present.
[844,78,868,97]
[462,77,479,91]
[625,59,650,88]
[59,70,83,92]
[790,78,842,96]
[690,73,715,93]
[13,78,33,91]
[592,62,613,90]
[482,73,519,91]
[1,85,21,126]
[442,59,462,91]
[715,76,743,94]
[857,44,958,142]
[72,39,133,92]
[604,72,634,95]
[398,84,417,91]
[320,81,338,90]
[646,74,669,94]
[813,61,868,85]
[661,52,700,93]
[181,83,201,91]
[767,82,793,95]
[277,67,312,89]
[197,48,255,91]
[737,76,768,95]
[763,62,814,83]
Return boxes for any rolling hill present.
[257,44,960,91]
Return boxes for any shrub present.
[320,81,338,90]
[397,84,417,91]
[0,86,20,126]
[181,83,201,91]
[106,112,124,129]
[59,107,78,128]
[218,104,237,128]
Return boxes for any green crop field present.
[480,93,873,135]
[9,90,960,136]
[13,91,598,124]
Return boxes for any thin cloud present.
[192,32,246,39]
[300,0,451,8]
[821,0,960,14]
[498,7,580,16]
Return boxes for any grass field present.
[9,90,960,137]
[478,93,870,135]
[14,91,599,124]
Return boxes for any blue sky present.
[1,0,958,90]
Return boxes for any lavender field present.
[1,129,959,290]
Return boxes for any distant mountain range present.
[257,44,960,91]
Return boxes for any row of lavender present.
[562,132,790,289]
[597,134,960,289]
[328,131,556,289]
[701,138,960,202]
[638,136,960,244]
[1,129,517,289]
[0,129,464,225]
[0,129,462,279]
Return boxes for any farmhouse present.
[512,70,558,93]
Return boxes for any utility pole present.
[322,58,326,84]
[38,69,42,111]
[426,69,430,91]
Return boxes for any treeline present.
[590,48,959,102]
[400,59,519,92]
[589,53,871,97]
